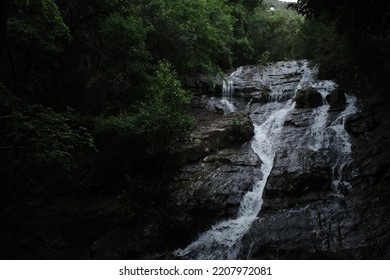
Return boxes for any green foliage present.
[228,0,304,65]
[232,36,255,66]
[10,0,70,47]
[226,113,254,145]
[296,19,352,81]
[135,61,194,154]
[94,61,193,160]
[229,1,254,66]
[141,0,235,75]
[54,0,236,110]
[2,0,70,98]
[291,0,390,96]
[293,89,306,107]
[258,51,271,65]
[246,6,303,63]
[0,0,322,184]
[84,12,151,112]
[94,113,136,139]
[0,86,95,178]
[21,105,94,170]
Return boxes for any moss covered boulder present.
[294,87,323,108]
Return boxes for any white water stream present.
[174,61,357,259]
[174,101,294,259]
[220,77,236,114]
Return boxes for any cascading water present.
[174,60,357,259]
[298,79,357,191]
[220,77,236,114]
[174,101,294,259]
[297,80,337,150]
[328,95,357,193]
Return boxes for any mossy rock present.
[224,113,255,145]
[294,87,323,108]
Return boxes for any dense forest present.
[0,0,389,259]
[0,0,303,180]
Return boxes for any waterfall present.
[328,95,357,192]
[174,60,357,259]
[174,101,294,259]
[222,79,234,98]
[297,79,357,191]
[220,76,236,114]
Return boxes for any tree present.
[246,3,303,63]
[291,0,390,96]
[135,61,193,155]
[83,12,151,113]
[140,0,235,75]
[94,61,193,172]
[0,84,95,191]
[1,0,70,103]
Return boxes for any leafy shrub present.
[0,87,95,180]
[94,61,193,165]
[134,61,194,154]
[226,113,254,145]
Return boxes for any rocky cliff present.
[238,87,390,260]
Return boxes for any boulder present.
[182,75,217,95]
[326,88,347,108]
[294,87,323,108]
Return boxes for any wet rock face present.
[174,61,390,260]
[191,96,243,115]
[345,112,377,135]
[182,75,217,95]
[239,100,390,260]
[179,61,390,260]
[262,148,333,212]
[239,198,390,260]
[165,144,262,244]
[183,111,254,163]
[220,60,389,260]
